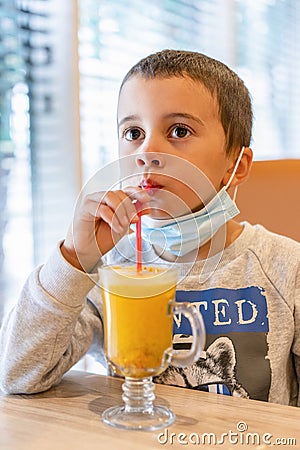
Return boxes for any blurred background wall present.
[1,0,300,320]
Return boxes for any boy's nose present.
[135,152,165,168]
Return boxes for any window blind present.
[0,0,30,318]
[15,0,82,265]
[236,0,300,158]
[1,0,82,316]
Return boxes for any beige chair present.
[236,159,300,242]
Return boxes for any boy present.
[0,50,299,406]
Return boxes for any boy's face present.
[118,75,233,219]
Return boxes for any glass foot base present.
[102,405,175,431]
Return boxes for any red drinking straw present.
[136,212,142,272]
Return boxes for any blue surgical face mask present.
[140,147,245,257]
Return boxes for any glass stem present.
[122,377,155,414]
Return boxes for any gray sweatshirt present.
[0,223,299,406]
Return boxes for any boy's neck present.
[197,220,243,259]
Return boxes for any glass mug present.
[98,264,206,431]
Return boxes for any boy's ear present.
[223,147,253,187]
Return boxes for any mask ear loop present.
[224,146,245,201]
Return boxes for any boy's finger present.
[113,190,138,225]
[97,204,124,233]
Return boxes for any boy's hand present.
[61,187,151,271]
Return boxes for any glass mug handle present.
[169,301,206,367]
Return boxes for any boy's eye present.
[170,125,191,138]
[124,128,144,141]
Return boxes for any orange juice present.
[100,265,177,378]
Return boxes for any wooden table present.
[0,370,299,450]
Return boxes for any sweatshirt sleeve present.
[0,242,105,394]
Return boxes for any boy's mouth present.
[139,179,163,191]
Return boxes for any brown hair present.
[120,49,253,155]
